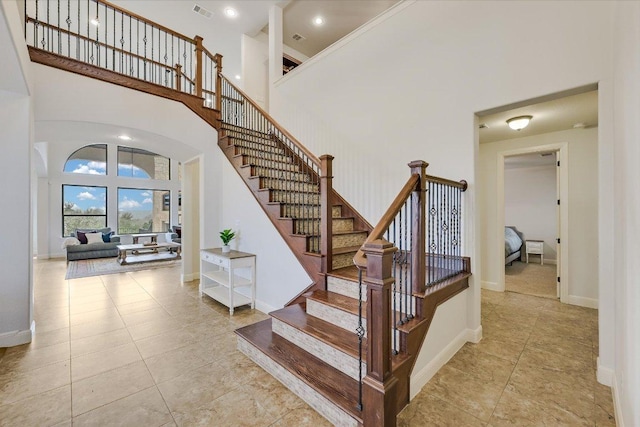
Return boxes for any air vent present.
[292,33,306,42]
[478,123,489,129]
[193,4,213,19]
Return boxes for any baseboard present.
[481,280,502,292]
[409,327,468,399]
[611,373,626,427]
[597,357,614,386]
[255,299,279,315]
[181,272,199,283]
[466,325,483,344]
[567,295,598,309]
[543,258,557,265]
[0,321,34,347]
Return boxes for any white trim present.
[481,280,502,292]
[597,357,614,386]
[255,299,278,315]
[497,143,569,304]
[181,272,198,283]
[466,325,483,344]
[567,295,598,309]
[0,321,34,347]
[273,0,416,87]
[543,258,557,265]
[611,373,626,427]
[409,328,468,399]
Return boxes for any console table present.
[200,248,256,315]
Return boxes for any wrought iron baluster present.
[356,268,365,411]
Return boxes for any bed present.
[505,226,524,265]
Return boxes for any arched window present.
[63,144,107,175]
[117,146,170,180]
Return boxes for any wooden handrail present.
[27,17,180,73]
[353,174,419,269]
[219,74,321,167]
[96,0,196,44]
[426,175,468,191]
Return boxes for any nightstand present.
[525,240,544,265]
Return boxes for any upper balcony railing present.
[25,0,222,110]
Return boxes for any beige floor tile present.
[0,385,71,427]
[128,316,184,341]
[0,341,70,375]
[72,386,173,427]
[72,360,154,416]
[516,346,595,389]
[135,328,198,359]
[144,343,215,384]
[110,292,155,306]
[121,307,173,327]
[397,392,486,427]
[420,364,506,422]
[115,298,163,316]
[245,370,306,419]
[27,326,70,350]
[70,316,126,341]
[467,335,525,364]
[33,316,71,334]
[595,382,615,419]
[526,329,593,365]
[71,342,142,381]
[0,360,70,406]
[269,406,333,427]
[594,401,616,426]
[445,343,516,386]
[70,328,133,358]
[69,298,116,316]
[491,387,592,426]
[69,306,121,326]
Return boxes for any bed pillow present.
[85,232,103,244]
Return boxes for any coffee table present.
[117,242,181,265]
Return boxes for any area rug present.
[65,257,180,279]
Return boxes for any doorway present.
[502,149,562,299]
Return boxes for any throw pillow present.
[76,231,88,244]
[85,232,103,244]
[102,231,113,243]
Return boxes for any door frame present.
[496,142,569,303]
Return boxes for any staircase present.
[24,2,472,425]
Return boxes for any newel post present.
[194,35,204,98]
[363,239,399,427]
[320,155,334,275]
[409,160,427,301]
[175,64,182,92]
[214,53,223,112]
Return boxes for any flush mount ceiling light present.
[90,17,100,26]
[312,16,324,26]
[507,115,532,131]
[224,7,237,18]
[118,135,132,141]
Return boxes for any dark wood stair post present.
[320,155,334,279]
[408,160,427,310]
[214,53,223,112]
[194,35,204,98]
[362,239,399,427]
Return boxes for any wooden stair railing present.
[353,161,471,424]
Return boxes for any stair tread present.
[332,245,362,256]
[332,230,367,236]
[259,188,319,195]
[235,319,363,422]
[271,304,366,360]
[306,290,365,318]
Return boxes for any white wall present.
[505,164,557,263]
[480,128,598,303]
[264,0,614,399]
[611,2,640,425]
[0,1,34,347]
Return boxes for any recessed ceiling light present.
[118,135,132,141]
[90,17,100,26]
[224,7,237,18]
[234,75,241,80]
[313,16,324,26]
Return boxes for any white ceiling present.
[478,89,598,144]
[278,0,400,58]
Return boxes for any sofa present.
[65,227,121,262]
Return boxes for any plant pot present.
[222,245,231,253]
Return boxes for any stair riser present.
[306,299,366,338]
[249,167,311,182]
[271,192,321,205]
[327,276,367,302]
[281,205,321,219]
[272,319,365,381]
[223,136,282,152]
[220,125,271,139]
[332,253,356,270]
[237,337,359,427]
[235,146,289,161]
[309,232,367,251]
[242,156,300,172]
[292,218,354,235]
[256,178,319,193]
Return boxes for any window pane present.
[117,147,170,180]
[62,185,107,236]
[118,188,170,234]
[63,144,107,175]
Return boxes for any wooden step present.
[261,188,321,205]
[219,123,272,139]
[235,319,362,426]
[248,176,319,193]
[305,290,365,337]
[220,134,282,150]
[236,154,301,171]
[271,304,366,380]
[242,164,311,182]
[233,146,292,162]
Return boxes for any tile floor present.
[0,259,615,426]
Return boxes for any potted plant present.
[219,229,235,253]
